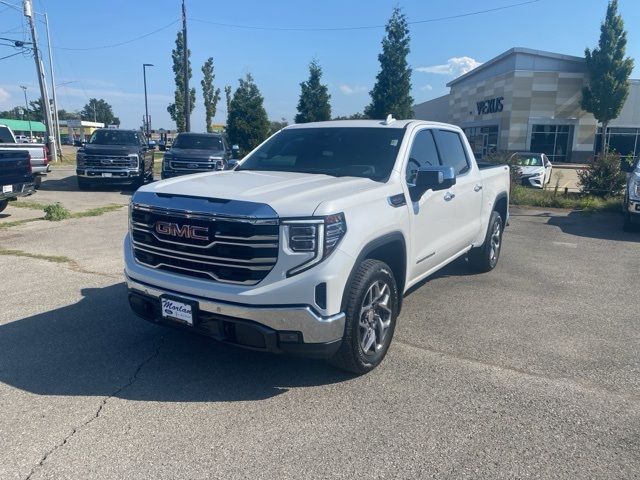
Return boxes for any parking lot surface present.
[0,169,638,479]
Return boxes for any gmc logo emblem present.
[155,221,209,241]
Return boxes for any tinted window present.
[89,130,139,146]
[434,130,470,175]
[173,133,225,151]
[406,129,440,184]
[0,127,15,143]
[238,127,405,181]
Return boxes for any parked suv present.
[161,132,230,179]
[623,157,640,231]
[124,119,510,373]
[76,129,154,190]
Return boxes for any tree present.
[333,113,367,120]
[201,57,221,133]
[80,98,119,125]
[167,31,196,132]
[227,73,270,155]
[224,85,232,113]
[57,109,81,120]
[269,117,288,135]
[295,60,331,123]
[582,0,634,154]
[364,7,413,120]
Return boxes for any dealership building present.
[413,47,640,163]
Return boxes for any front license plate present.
[161,297,195,326]
[2,185,12,193]
[101,173,112,178]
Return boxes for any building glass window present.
[594,127,639,160]
[530,124,574,163]
[463,125,498,158]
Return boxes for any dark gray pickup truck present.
[161,132,231,179]
[76,129,154,190]
[0,148,35,212]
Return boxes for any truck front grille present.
[83,155,137,169]
[130,205,279,285]
[170,158,222,171]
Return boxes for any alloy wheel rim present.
[358,280,392,355]
[490,221,501,263]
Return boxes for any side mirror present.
[411,166,456,200]
[227,158,239,170]
[231,144,240,159]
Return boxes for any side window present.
[406,129,440,184]
[434,130,470,175]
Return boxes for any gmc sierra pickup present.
[161,132,230,179]
[0,148,35,212]
[0,125,49,188]
[124,119,510,373]
[76,129,154,190]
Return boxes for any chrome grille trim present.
[132,240,277,264]
[82,154,138,169]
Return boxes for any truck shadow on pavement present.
[543,211,638,243]
[40,174,137,196]
[0,283,353,402]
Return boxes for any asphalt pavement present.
[0,169,638,479]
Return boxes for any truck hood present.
[82,144,140,155]
[140,170,382,217]
[167,147,225,159]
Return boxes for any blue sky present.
[0,0,639,130]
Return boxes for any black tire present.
[468,210,504,272]
[0,199,8,213]
[329,259,399,375]
[34,175,42,189]
[623,212,634,232]
[77,177,91,190]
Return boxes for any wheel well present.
[365,240,406,302]
[494,194,508,223]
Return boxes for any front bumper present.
[126,274,345,358]
[521,174,545,188]
[1,181,35,200]
[77,168,140,183]
[627,199,640,218]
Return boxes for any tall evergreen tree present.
[201,57,221,133]
[227,74,270,155]
[364,7,413,120]
[295,60,331,123]
[582,0,634,153]
[224,86,232,113]
[167,31,196,132]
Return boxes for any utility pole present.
[44,13,61,161]
[182,0,190,132]
[23,0,57,161]
[19,85,33,140]
[143,63,153,138]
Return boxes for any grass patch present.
[44,202,72,221]
[10,200,51,210]
[72,204,123,218]
[0,248,71,263]
[0,217,43,230]
[510,185,622,212]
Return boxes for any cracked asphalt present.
[0,169,639,479]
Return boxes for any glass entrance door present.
[530,125,574,162]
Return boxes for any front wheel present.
[468,210,504,272]
[329,259,399,375]
[623,212,634,232]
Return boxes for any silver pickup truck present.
[0,125,49,188]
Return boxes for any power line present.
[190,0,540,32]
[53,19,179,51]
[0,49,24,60]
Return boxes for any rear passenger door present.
[432,129,483,257]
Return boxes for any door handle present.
[444,192,455,201]
[474,184,483,192]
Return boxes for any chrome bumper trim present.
[125,274,345,344]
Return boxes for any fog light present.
[278,332,302,343]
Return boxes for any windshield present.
[514,154,543,167]
[0,126,15,143]
[173,134,224,151]
[89,130,140,146]
[237,127,405,181]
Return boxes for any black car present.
[75,129,154,190]
[0,148,35,212]
[161,133,231,179]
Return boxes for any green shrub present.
[510,185,622,212]
[43,202,71,221]
[578,152,626,198]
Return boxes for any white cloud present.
[416,56,482,77]
[0,87,11,108]
[339,84,368,95]
[420,84,433,91]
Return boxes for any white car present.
[511,152,553,188]
[14,134,31,144]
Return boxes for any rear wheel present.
[77,177,91,190]
[0,199,8,213]
[34,175,42,189]
[468,210,503,272]
[329,259,399,375]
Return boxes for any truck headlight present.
[128,153,139,168]
[76,151,85,166]
[163,153,173,169]
[284,213,347,276]
[209,156,224,170]
[631,179,640,200]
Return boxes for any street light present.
[143,63,154,138]
[19,85,33,141]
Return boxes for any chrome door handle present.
[444,192,455,201]
[474,184,483,192]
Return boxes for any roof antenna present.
[382,114,396,125]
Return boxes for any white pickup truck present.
[124,119,510,373]
[0,125,49,188]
